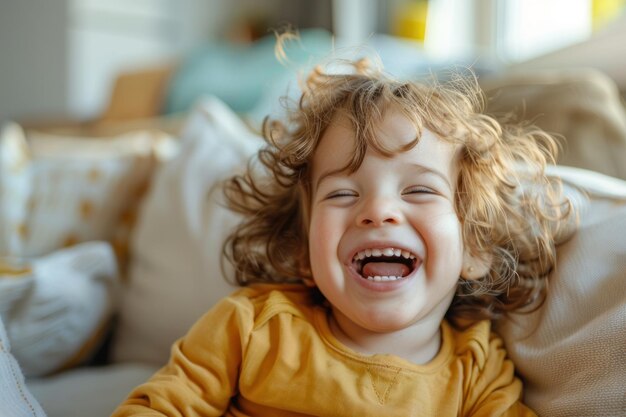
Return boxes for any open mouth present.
[352,247,418,282]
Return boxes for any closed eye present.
[402,186,436,195]
[326,190,358,199]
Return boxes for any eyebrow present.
[314,163,452,193]
[411,164,453,189]
[314,167,348,193]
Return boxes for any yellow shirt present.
[112,284,535,416]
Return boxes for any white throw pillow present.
[0,261,33,319]
[2,242,118,377]
[112,96,264,365]
[497,165,626,417]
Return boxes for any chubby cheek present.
[308,210,335,265]
[422,213,464,278]
[308,207,349,284]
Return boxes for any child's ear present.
[461,249,492,280]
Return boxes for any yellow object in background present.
[592,0,626,30]
[393,0,429,42]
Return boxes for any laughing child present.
[112,57,573,416]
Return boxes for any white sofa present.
[2,68,626,416]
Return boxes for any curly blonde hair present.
[223,58,574,321]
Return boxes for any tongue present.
[362,262,409,278]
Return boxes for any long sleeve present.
[111,286,537,417]
[111,295,254,417]
[461,331,536,417]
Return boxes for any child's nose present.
[355,196,402,227]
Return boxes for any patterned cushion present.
[0,122,175,269]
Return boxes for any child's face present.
[308,109,465,334]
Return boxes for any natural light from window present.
[497,0,592,62]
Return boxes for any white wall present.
[67,0,181,119]
[0,0,70,121]
[498,0,592,62]
[0,0,230,122]
[0,0,311,122]
[510,14,626,89]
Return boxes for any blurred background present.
[1,0,625,123]
[2,5,626,417]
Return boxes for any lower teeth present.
[366,276,401,282]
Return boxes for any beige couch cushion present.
[498,165,626,417]
[27,363,158,417]
[482,69,626,181]
[484,70,626,416]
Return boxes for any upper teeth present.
[353,247,416,262]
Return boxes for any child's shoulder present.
[229,283,314,303]
[445,319,508,368]
[220,283,318,322]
